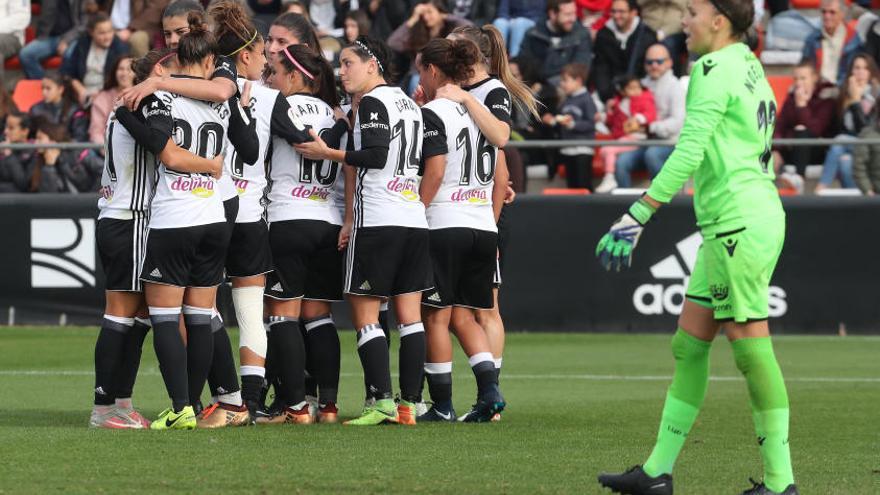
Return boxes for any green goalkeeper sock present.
[643,329,711,477]
[732,337,794,493]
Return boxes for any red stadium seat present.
[767,75,792,108]
[791,0,820,7]
[543,188,591,195]
[31,2,41,16]
[12,79,44,112]
[777,187,799,196]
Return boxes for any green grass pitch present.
[0,327,877,494]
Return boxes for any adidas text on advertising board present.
[632,232,787,317]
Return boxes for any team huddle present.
[90,0,538,431]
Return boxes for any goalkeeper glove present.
[595,197,656,271]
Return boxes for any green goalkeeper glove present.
[595,197,656,271]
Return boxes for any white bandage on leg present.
[232,286,267,358]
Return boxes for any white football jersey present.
[266,94,342,225]
[421,98,496,233]
[463,77,512,186]
[97,109,156,221]
[148,88,228,229]
[351,85,426,229]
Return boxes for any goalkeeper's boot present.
[115,406,151,429]
[317,402,339,424]
[196,402,250,428]
[458,385,505,423]
[150,406,197,430]
[740,479,799,495]
[397,399,417,425]
[344,398,398,426]
[89,406,136,429]
[417,402,456,422]
[598,465,672,495]
[257,402,313,425]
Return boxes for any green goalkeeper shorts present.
[685,217,785,322]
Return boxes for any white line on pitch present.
[0,370,877,383]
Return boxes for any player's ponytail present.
[177,13,216,68]
[279,44,340,107]
[209,0,262,59]
[451,25,540,119]
[419,38,479,84]
[708,0,754,39]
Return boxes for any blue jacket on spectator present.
[801,24,862,85]
[60,33,129,87]
[557,88,597,142]
[497,0,546,20]
[519,20,593,84]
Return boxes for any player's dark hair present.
[103,55,134,91]
[347,35,394,81]
[546,0,575,13]
[560,62,589,84]
[163,0,204,21]
[177,12,217,68]
[210,0,263,59]
[279,44,340,107]
[87,12,111,32]
[271,13,322,57]
[344,10,371,43]
[708,0,754,37]
[419,38,479,84]
[132,48,176,84]
[451,25,540,118]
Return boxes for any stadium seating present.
[12,79,44,112]
[767,75,793,107]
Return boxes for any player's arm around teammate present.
[596,1,796,494]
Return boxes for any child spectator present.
[29,73,89,142]
[853,105,880,196]
[595,75,656,193]
[0,111,34,192]
[89,55,135,145]
[28,121,102,193]
[60,13,130,106]
[541,63,596,189]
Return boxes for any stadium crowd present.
[1,0,880,195]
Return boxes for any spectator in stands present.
[363,0,408,42]
[815,54,880,192]
[637,0,687,76]
[591,0,656,103]
[0,0,31,85]
[28,121,101,193]
[542,63,596,189]
[853,106,880,196]
[613,43,684,190]
[302,0,339,37]
[509,56,560,172]
[0,111,33,193]
[19,0,95,80]
[595,74,656,193]
[454,0,497,28]
[107,0,171,58]
[388,1,470,93]
[61,13,130,106]
[248,0,281,35]
[773,61,839,191]
[802,0,861,85]
[89,55,134,145]
[519,0,592,86]
[492,0,545,58]
[342,10,371,45]
[865,16,880,70]
[577,0,612,36]
[29,73,89,143]
[0,85,13,134]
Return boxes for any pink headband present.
[283,47,314,81]
[157,52,175,65]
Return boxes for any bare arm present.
[121,77,238,109]
[436,84,511,147]
[492,150,509,223]
[158,140,224,177]
[419,155,446,208]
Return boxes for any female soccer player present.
[139,23,258,430]
[296,36,431,426]
[90,50,223,429]
[416,38,506,423]
[259,44,346,425]
[595,1,797,494]
[202,0,314,427]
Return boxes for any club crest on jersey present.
[171,175,215,198]
[386,176,420,202]
[234,179,249,195]
[291,184,330,202]
[451,187,488,204]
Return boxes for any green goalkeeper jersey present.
[646,42,784,236]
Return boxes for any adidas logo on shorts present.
[271,283,283,292]
[427,292,441,302]
[150,268,162,278]
[359,280,372,291]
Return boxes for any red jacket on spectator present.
[606,89,656,139]
[576,0,611,32]
[773,80,839,143]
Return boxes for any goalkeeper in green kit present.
[595,0,797,494]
